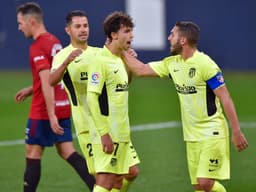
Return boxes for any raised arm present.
[49,49,83,86]
[122,51,158,77]
[214,85,248,152]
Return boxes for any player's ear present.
[65,27,70,35]
[28,16,35,26]
[111,32,118,40]
[180,36,186,46]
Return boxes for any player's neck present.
[71,42,88,50]
[181,47,197,61]
[32,24,47,40]
[106,43,122,57]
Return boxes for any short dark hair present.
[17,2,43,22]
[175,21,200,47]
[65,10,87,26]
[103,11,134,40]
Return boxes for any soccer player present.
[49,10,138,192]
[15,2,94,191]
[49,9,101,176]
[86,11,140,192]
[122,21,248,192]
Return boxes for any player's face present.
[115,25,134,51]
[17,13,33,38]
[168,26,182,55]
[67,16,89,45]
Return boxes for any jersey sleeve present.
[30,46,51,73]
[87,56,109,136]
[206,72,225,90]
[201,55,221,80]
[149,57,170,78]
[51,51,64,71]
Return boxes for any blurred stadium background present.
[1,0,255,70]
[0,0,256,191]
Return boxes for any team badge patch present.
[188,68,196,78]
[216,73,225,83]
[90,72,100,85]
[110,158,117,166]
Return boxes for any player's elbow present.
[48,74,58,87]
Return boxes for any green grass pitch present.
[0,71,256,191]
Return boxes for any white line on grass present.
[0,121,255,147]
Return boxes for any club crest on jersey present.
[216,73,225,83]
[90,72,100,85]
[188,68,196,78]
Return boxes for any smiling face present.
[66,16,89,45]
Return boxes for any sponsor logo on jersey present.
[33,55,45,63]
[175,84,197,94]
[80,72,88,80]
[116,81,129,92]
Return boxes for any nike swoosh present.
[209,169,216,172]
[173,69,179,72]
[74,59,82,63]
[114,69,119,73]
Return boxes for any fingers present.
[103,144,114,154]
[51,124,64,135]
[127,49,137,58]
[15,93,25,102]
[237,140,248,152]
[234,134,248,152]
[69,49,83,62]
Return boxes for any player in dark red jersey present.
[15,2,95,191]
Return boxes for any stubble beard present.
[170,44,182,56]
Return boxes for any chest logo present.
[188,68,196,78]
[80,72,88,80]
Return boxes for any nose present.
[18,25,22,31]
[167,34,171,41]
[130,31,134,39]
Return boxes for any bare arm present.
[49,49,83,86]
[15,86,33,102]
[39,69,64,135]
[214,85,248,151]
[122,51,159,77]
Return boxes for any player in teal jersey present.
[86,12,140,192]
[123,21,248,192]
